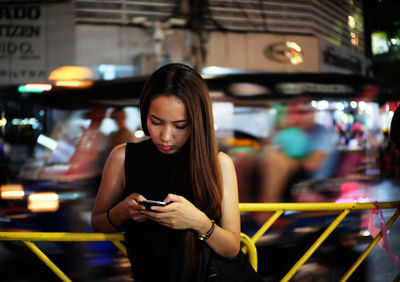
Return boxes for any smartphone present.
[139,200,171,210]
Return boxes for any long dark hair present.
[139,63,223,262]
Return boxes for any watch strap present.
[197,220,215,241]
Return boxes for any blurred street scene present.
[1,0,400,281]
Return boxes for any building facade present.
[0,0,370,85]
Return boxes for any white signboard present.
[0,5,46,84]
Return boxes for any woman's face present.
[147,95,190,154]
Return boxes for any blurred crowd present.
[2,107,145,185]
[1,100,399,206]
[225,99,400,209]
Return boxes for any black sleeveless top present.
[123,139,193,282]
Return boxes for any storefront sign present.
[0,5,46,84]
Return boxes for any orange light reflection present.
[0,184,25,199]
[55,80,94,88]
[28,192,59,212]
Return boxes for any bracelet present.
[106,208,119,229]
[197,220,215,241]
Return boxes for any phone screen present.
[139,200,169,210]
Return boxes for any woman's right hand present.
[118,193,148,222]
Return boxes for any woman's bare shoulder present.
[218,151,235,169]
[108,143,127,163]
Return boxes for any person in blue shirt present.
[260,99,338,204]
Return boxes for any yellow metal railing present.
[0,201,399,282]
[0,232,126,282]
[239,202,400,281]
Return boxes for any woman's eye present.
[151,121,162,126]
[175,124,187,130]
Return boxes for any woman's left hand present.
[139,193,207,230]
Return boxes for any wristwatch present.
[197,220,215,241]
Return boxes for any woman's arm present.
[143,152,241,258]
[203,151,241,258]
[91,144,147,232]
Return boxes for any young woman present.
[91,63,241,281]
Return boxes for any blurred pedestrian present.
[0,137,12,184]
[348,121,366,149]
[67,108,110,177]
[380,130,396,177]
[109,108,136,148]
[390,105,400,149]
[259,98,338,204]
[390,105,400,178]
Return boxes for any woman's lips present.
[159,145,173,151]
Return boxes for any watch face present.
[197,220,215,241]
[197,233,208,241]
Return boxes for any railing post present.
[340,208,400,282]
[281,209,350,282]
